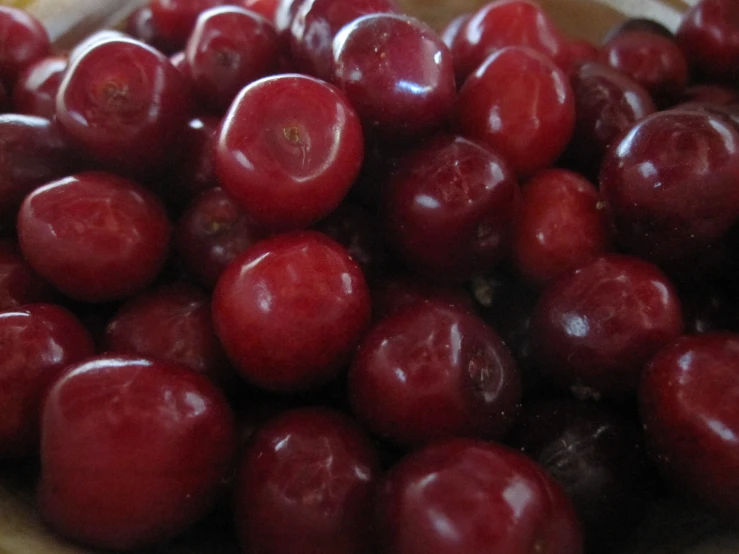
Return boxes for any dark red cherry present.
[531,254,684,396]
[150,0,228,47]
[212,231,371,392]
[0,239,55,310]
[0,304,94,458]
[17,172,171,303]
[0,6,50,86]
[679,83,739,105]
[214,74,363,231]
[240,0,281,21]
[640,333,739,524]
[235,407,380,554]
[440,13,470,50]
[11,55,67,119]
[348,301,521,447]
[603,17,674,43]
[560,38,598,76]
[331,13,456,142]
[375,438,584,554]
[125,5,179,54]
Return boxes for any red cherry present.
[239,0,281,21]
[0,6,50,86]
[679,83,739,105]
[212,231,371,392]
[235,407,379,554]
[125,5,179,54]
[440,13,470,50]
[374,438,584,554]
[150,0,228,47]
[11,55,67,119]
[0,239,55,310]
[17,172,171,303]
[0,304,94,458]
[603,17,674,43]
[38,354,237,550]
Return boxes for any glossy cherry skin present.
[512,169,610,288]
[0,304,94,459]
[290,0,399,80]
[0,239,54,310]
[215,74,363,231]
[17,172,171,303]
[56,37,192,176]
[640,333,739,524]
[440,13,470,49]
[235,407,380,554]
[38,354,237,550]
[676,0,739,86]
[150,0,228,47]
[451,0,568,84]
[384,135,518,281]
[0,114,76,234]
[104,283,233,387]
[240,0,281,21]
[509,398,648,552]
[603,17,674,43]
[213,231,371,392]
[11,55,67,119]
[125,5,178,54]
[186,6,280,112]
[348,301,521,447]
[175,187,267,289]
[599,109,739,272]
[332,13,456,142]
[0,7,50,86]
[375,438,584,554]
[531,254,684,396]
[599,31,689,106]
[455,46,575,178]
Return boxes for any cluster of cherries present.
[1,0,739,552]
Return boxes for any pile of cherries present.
[1,0,739,552]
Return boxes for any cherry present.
[348,301,521,447]
[559,38,598,76]
[599,31,689,106]
[331,13,456,141]
[185,6,280,112]
[56,37,192,176]
[175,187,267,289]
[599,109,739,273]
[531,254,684,396]
[509,398,648,552]
[104,283,233,387]
[67,30,127,62]
[11,55,67,119]
[603,17,674,43]
[17,171,171,303]
[212,231,371,392]
[676,0,739,87]
[290,0,399,80]
[38,354,237,550]
[640,333,739,524]
[125,5,178,54]
[150,0,228,47]
[0,6,50,87]
[214,74,363,231]
[511,169,611,288]
[0,304,94,459]
[679,83,739,105]
[374,438,583,554]
[240,0,281,22]
[235,407,379,554]
[455,46,575,178]
[440,13,470,50]
[0,239,55,310]
[274,0,307,37]
[384,134,519,281]
[0,114,77,234]
[678,283,736,335]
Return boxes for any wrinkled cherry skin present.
[213,231,371,392]
[384,134,519,281]
[0,7,50,87]
[512,169,610,288]
[451,0,568,84]
[640,333,739,524]
[175,187,267,289]
[509,399,648,552]
[186,6,280,112]
[235,407,380,554]
[348,301,521,447]
[290,0,399,80]
[11,55,67,119]
[375,439,584,554]
[56,37,192,176]
[676,0,739,87]
[332,13,456,142]
[0,240,55,310]
[214,74,364,231]
[104,283,233,387]
[599,31,689,106]
[0,114,76,234]
[0,304,94,459]
[531,254,684,395]
[455,46,575,178]
[17,172,171,303]
[38,354,238,551]
[150,0,228,47]
[599,110,739,272]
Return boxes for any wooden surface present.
[2,0,738,553]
